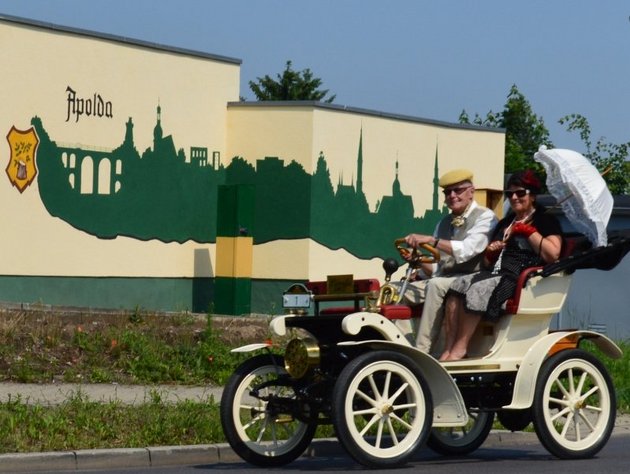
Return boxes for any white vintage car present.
[220,231,630,468]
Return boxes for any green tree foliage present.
[248,60,336,102]
[460,85,629,194]
[559,114,630,195]
[459,84,553,174]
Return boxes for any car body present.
[220,232,630,468]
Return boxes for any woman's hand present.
[484,240,505,263]
[511,222,538,237]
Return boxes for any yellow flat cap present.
[438,169,473,188]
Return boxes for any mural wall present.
[227,104,505,282]
[0,16,505,314]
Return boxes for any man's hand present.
[399,247,413,261]
[404,233,433,248]
[511,222,538,238]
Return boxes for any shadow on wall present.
[193,248,214,313]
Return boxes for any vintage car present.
[220,231,630,468]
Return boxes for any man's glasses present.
[503,189,530,198]
[442,185,471,197]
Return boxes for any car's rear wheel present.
[532,349,615,459]
[427,410,494,455]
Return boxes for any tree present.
[559,114,630,194]
[459,84,553,174]
[248,60,336,103]
[460,85,629,194]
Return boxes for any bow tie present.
[451,214,466,227]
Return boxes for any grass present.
[0,308,274,453]
[0,391,224,452]
[586,339,630,412]
[0,309,628,453]
[0,309,269,386]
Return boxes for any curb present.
[0,432,537,472]
[0,444,234,472]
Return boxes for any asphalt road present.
[29,428,630,474]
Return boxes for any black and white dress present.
[448,205,562,321]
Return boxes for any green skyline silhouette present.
[32,106,448,260]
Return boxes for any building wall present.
[227,102,505,286]
[0,16,505,314]
[0,16,239,311]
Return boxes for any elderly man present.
[400,169,497,354]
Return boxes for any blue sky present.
[1,0,629,152]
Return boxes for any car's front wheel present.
[220,354,317,467]
[331,350,432,468]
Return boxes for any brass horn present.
[375,281,400,307]
[373,257,401,307]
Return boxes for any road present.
[37,431,630,474]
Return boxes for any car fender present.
[504,330,622,410]
[341,311,413,345]
[269,314,291,337]
[230,342,273,353]
[338,339,469,427]
[230,313,292,352]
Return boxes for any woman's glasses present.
[503,189,530,198]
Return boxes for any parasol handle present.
[554,193,573,207]
[600,165,613,177]
[548,164,613,209]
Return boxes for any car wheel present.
[532,349,615,459]
[427,410,494,455]
[220,354,316,466]
[331,350,432,467]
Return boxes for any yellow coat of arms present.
[6,126,39,193]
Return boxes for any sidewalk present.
[1,382,630,472]
[0,382,222,405]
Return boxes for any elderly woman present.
[438,170,562,362]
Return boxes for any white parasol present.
[533,146,613,247]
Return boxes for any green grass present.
[0,390,335,453]
[585,339,630,412]
[0,309,268,453]
[0,391,224,452]
[0,310,262,386]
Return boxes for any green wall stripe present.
[214,277,251,315]
[0,276,214,314]
[0,276,299,316]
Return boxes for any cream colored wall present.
[0,20,239,278]
[226,106,314,169]
[252,240,310,279]
[311,109,504,212]
[226,105,316,281]
[228,104,505,282]
[252,239,384,282]
[1,22,238,155]
[310,114,504,281]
